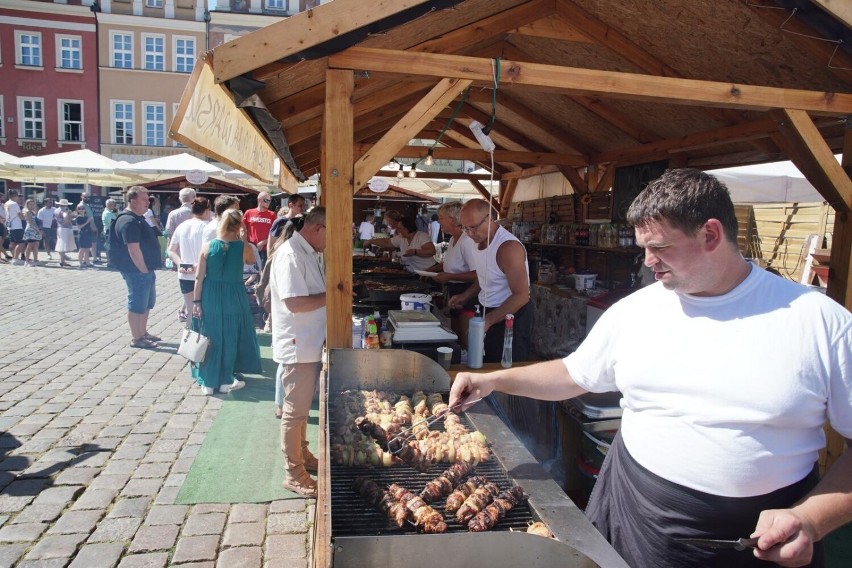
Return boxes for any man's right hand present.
[447,294,464,310]
[449,372,495,412]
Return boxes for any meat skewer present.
[388,483,448,534]
[444,475,489,514]
[456,481,500,524]
[468,486,529,532]
[354,416,432,472]
[418,461,473,504]
[352,477,408,528]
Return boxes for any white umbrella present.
[1,149,141,187]
[710,156,842,203]
[118,152,224,182]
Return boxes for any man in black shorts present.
[111,186,163,349]
[5,191,25,265]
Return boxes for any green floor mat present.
[176,334,319,504]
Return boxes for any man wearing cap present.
[243,191,277,268]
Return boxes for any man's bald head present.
[461,199,491,218]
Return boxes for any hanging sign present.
[368,178,389,193]
[186,170,209,185]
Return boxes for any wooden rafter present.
[499,178,520,216]
[508,12,594,43]
[356,143,587,166]
[470,179,502,212]
[826,121,851,308]
[327,48,852,114]
[353,78,473,190]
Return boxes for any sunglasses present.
[260,199,271,203]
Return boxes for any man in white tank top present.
[448,199,531,362]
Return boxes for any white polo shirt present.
[270,231,326,364]
[169,217,208,281]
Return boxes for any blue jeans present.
[121,271,156,314]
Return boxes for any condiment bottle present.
[467,306,484,369]
[501,314,514,368]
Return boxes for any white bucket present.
[400,293,431,311]
[574,273,597,291]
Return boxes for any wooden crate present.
[583,193,613,223]
[550,195,576,224]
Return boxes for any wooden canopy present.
[175,0,852,348]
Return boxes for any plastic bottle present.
[365,320,380,349]
[372,310,382,334]
[467,306,485,369]
[501,314,514,368]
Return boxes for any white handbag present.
[178,326,209,364]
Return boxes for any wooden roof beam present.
[499,178,519,217]
[353,78,473,191]
[327,48,852,114]
[356,143,587,167]
[771,108,852,213]
[826,121,852,308]
[470,179,502,213]
[508,12,594,44]
[458,103,553,154]
[501,165,562,180]
[211,0,435,83]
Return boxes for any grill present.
[329,409,535,537]
[316,349,630,568]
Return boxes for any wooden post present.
[826,120,852,309]
[322,69,355,349]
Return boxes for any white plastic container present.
[574,273,597,291]
[400,293,431,311]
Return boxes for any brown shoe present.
[304,453,319,473]
[282,473,317,498]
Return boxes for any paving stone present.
[268,500,306,514]
[87,517,141,543]
[70,451,111,468]
[171,535,219,564]
[264,558,308,568]
[10,503,66,524]
[222,521,264,547]
[131,463,170,479]
[54,467,100,486]
[174,563,214,568]
[17,558,72,568]
[0,496,36,514]
[144,505,188,526]
[120,479,163,498]
[72,488,119,510]
[170,458,194,474]
[108,497,150,519]
[68,542,124,568]
[264,533,307,559]
[24,533,87,560]
[116,552,169,568]
[182,513,226,536]
[33,486,84,505]
[228,503,267,524]
[102,460,140,475]
[88,474,131,492]
[163,473,185,487]
[216,546,262,568]
[266,513,307,535]
[152,486,179,506]
[0,522,47,542]
[111,447,148,460]
[48,510,103,535]
[140,452,177,464]
[127,524,179,553]
[191,504,229,515]
[0,543,27,566]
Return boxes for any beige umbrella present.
[1,149,142,187]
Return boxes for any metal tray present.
[566,392,623,419]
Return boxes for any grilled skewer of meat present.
[388,483,448,533]
[354,416,432,471]
[419,461,473,503]
[352,477,408,528]
[468,486,529,532]
[444,475,489,514]
[456,481,500,524]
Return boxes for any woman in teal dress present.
[191,209,261,394]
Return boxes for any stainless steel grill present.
[316,349,630,568]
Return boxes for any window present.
[172,102,184,147]
[59,101,83,142]
[143,34,164,71]
[0,97,4,140]
[267,0,285,9]
[111,32,132,69]
[146,0,163,7]
[144,102,165,146]
[57,35,82,70]
[174,37,195,73]
[112,101,133,145]
[15,32,42,67]
[19,98,44,139]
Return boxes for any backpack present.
[107,211,134,268]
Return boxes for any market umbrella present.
[710,157,842,203]
[1,149,142,187]
[117,152,225,182]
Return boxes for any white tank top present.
[472,225,528,307]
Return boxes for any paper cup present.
[437,346,453,370]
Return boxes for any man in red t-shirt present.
[243,191,277,267]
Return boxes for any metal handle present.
[386,397,483,454]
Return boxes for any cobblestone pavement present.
[0,259,314,568]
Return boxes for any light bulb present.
[396,167,404,179]
[425,152,434,166]
[408,167,417,178]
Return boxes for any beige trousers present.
[279,361,321,476]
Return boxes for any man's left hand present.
[751,509,816,567]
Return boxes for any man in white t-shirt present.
[269,206,327,498]
[0,193,8,263]
[450,169,851,568]
[202,194,240,244]
[167,197,212,327]
[5,191,25,265]
[37,198,58,260]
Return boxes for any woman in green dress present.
[192,209,261,394]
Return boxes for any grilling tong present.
[676,537,759,551]
[386,397,483,454]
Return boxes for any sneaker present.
[25,261,35,267]
[47,253,53,259]
[219,379,245,394]
[93,259,104,264]
[263,320,272,333]
[12,259,24,266]
[178,310,188,323]
[200,386,214,395]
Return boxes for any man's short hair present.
[213,195,240,217]
[179,187,197,204]
[287,194,305,206]
[627,168,739,245]
[106,199,116,207]
[127,186,148,203]
[398,216,417,234]
[302,206,325,228]
[8,190,19,198]
[191,197,210,216]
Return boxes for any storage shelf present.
[525,242,642,255]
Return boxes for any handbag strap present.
[190,315,204,336]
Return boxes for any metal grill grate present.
[329,407,535,537]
